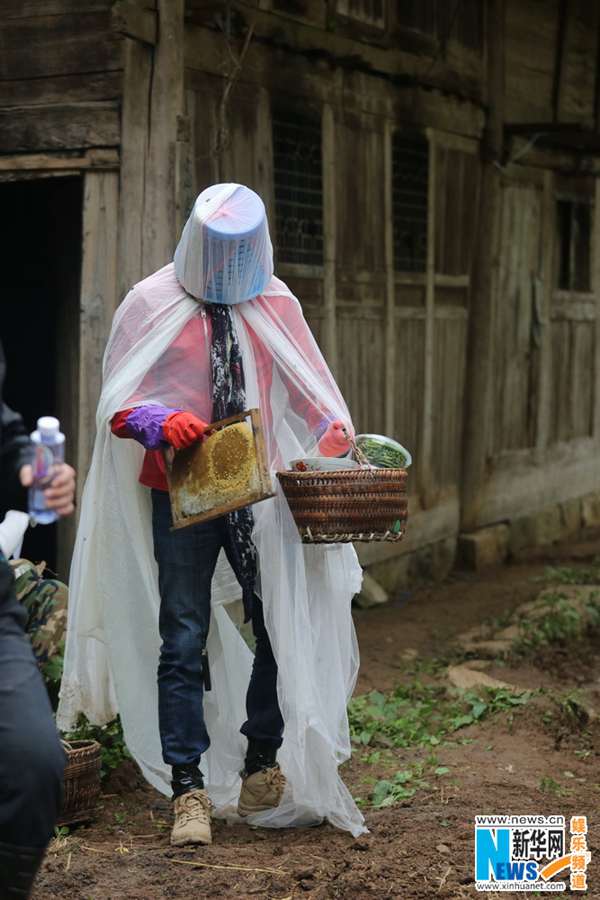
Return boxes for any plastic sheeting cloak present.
[57,263,366,836]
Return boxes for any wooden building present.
[2,0,599,582]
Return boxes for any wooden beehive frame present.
[165,408,274,530]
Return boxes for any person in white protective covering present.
[57,183,366,844]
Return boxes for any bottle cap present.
[37,416,60,437]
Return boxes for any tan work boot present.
[238,764,286,817]
[171,788,213,846]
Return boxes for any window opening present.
[556,198,591,292]
[392,132,429,272]
[272,107,323,266]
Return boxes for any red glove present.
[162,411,208,450]
[318,420,352,457]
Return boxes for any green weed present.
[64,715,131,779]
[540,561,600,586]
[348,683,531,751]
[539,776,569,797]
[514,591,600,653]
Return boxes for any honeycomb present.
[199,422,255,492]
[175,421,260,518]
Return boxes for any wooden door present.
[490,178,543,457]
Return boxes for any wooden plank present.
[143,0,185,272]
[4,1,109,16]
[322,102,338,374]
[111,0,157,45]
[185,3,483,104]
[394,315,424,487]
[188,73,220,188]
[555,0,598,127]
[0,104,120,153]
[383,118,395,437]
[551,296,596,321]
[336,109,385,276]
[256,87,275,231]
[461,0,505,531]
[505,135,600,175]
[278,263,324,281]
[0,169,81,183]
[185,41,484,141]
[0,150,119,171]
[505,0,558,124]
[78,171,119,485]
[592,178,600,439]
[337,314,386,434]
[0,13,121,81]
[217,81,271,201]
[552,0,568,122]
[175,95,197,239]
[434,274,470,288]
[417,127,436,508]
[0,71,121,108]
[432,317,468,488]
[493,182,541,452]
[430,130,479,154]
[118,37,152,299]
[534,171,554,451]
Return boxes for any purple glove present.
[113,405,179,450]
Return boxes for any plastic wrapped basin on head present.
[174,183,274,305]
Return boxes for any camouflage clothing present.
[10,558,67,676]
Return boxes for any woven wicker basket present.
[57,740,102,826]
[277,468,408,543]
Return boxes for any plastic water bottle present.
[28,416,65,525]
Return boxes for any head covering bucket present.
[174,183,274,305]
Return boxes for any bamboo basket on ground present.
[277,468,408,543]
[57,740,102,826]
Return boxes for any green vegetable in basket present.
[355,434,412,469]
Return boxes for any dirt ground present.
[35,535,600,900]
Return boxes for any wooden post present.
[460,0,505,531]
[418,127,437,508]
[118,37,152,298]
[534,170,555,453]
[256,87,275,230]
[383,118,396,437]
[78,171,119,484]
[175,107,195,238]
[593,178,600,440]
[322,103,338,373]
[143,0,185,273]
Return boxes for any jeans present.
[151,489,284,767]
[0,560,65,848]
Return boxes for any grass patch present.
[513,590,600,654]
[349,682,532,752]
[539,560,600,586]
[539,776,570,798]
[349,681,532,808]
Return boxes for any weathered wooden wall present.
[0,2,123,152]
[184,0,600,559]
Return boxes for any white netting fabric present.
[57,261,366,836]
[173,184,274,304]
